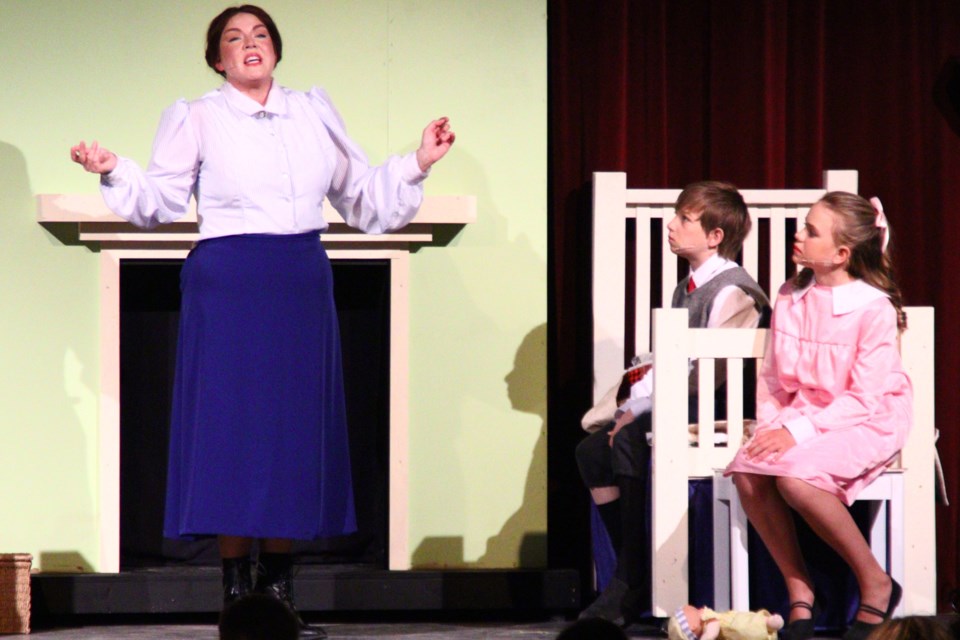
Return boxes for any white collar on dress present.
[220,81,287,117]
[791,277,889,315]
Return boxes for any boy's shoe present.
[618,584,650,627]
[578,577,628,626]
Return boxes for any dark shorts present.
[575,411,652,486]
[575,393,716,486]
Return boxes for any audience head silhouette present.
[219,593,299,640]
[866,615,952,640]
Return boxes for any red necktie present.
[687,277,696,293]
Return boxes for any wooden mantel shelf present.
[37,193,476,250]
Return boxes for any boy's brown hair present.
[675,181,750,260]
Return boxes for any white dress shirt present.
[101,82,428,240]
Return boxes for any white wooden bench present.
[591,171,937,616]
[654,306,931,618]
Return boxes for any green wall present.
[0,0,546,571]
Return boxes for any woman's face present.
[215,12,277,87]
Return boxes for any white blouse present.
[100,82,428,240]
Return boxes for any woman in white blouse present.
[71,4,453,637]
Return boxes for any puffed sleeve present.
[306,87,427,234]
[99,100,200,228]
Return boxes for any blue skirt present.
[163,232,357,540]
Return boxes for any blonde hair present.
[795,191,906,331]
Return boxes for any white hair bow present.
[870,196,889,253]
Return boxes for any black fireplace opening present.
[119,258,391,569]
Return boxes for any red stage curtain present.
[548,0,960,609]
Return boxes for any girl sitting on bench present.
[725,192,911,640]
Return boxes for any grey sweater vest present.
[672,267,770,328]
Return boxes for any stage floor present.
[24,620,845,639]
[31,621,570,639]
[17,620,932,640]
[31,566,581,616]
[29,568,953,639]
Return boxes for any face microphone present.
[797,257,837,267]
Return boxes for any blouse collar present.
[791,277,889,315]
[221,81,287,117]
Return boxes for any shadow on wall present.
[411,537,464,568]
[478,323,547,567]
[0,142,97,572]
[38,552,94,573]
[412,534,547,569]
[411,325,548,568]
[407,143,546,569]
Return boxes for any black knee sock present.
[596,499,623,553]
[616,474,650,599]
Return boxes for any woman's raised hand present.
[70,141,118,175]
[415,117,455,172]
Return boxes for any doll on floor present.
[667,605,784,640]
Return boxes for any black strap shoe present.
[781,593,822,640]
[843,579,902,640]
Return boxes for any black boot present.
[255,552,327,640]
[221,556,253,605]
[578,576,628,624]
[616,473,651,626]
[577,498,628,623]
[596,499,623,552]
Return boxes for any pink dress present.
[725,278,912,505]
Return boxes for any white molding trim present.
[38,194,475,250]
[99,249,188,572]
[96,248,414,573]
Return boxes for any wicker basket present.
[0,554,31,634]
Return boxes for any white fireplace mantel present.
[38,193,475,249]
[38,193,475,572]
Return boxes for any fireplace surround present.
[38,193,475,572]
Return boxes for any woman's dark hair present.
[205,4,283,78]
